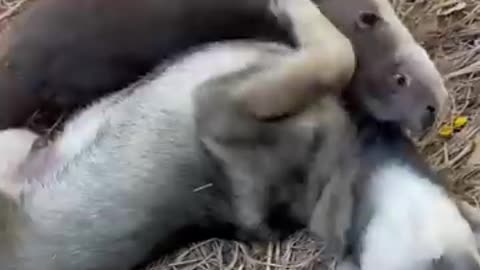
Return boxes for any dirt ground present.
[1,0,480,269]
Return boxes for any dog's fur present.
[0,128,38,216]
[0,0,446,134]
[334,119,480,270]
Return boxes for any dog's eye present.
[393,73,410,87]
[357,12,382,28]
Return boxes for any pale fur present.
[362,163,480,269]
[0,129,38,200]
[5,42,276,270]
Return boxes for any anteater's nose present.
[421,105,436,130]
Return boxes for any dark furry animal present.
[0,0,289,129]
[0,0,447,134]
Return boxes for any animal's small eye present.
[393,73,410,87]
[357,12,382,29]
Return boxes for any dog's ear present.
[457,200,480,245]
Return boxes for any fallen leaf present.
[439,125,454,138]
[454,116,469,130]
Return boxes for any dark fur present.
[0,0,445,133]
[0,0,290,128]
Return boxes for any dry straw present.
[1,0,479,269]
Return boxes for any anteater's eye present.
[357,12,382,29]
[393,73,410,87]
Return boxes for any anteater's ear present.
[457,200,480,245]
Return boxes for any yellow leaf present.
[439,125,454,138]
[454,116,468,130]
